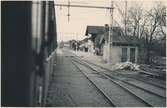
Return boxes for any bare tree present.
[115,1,146,38]
[157,2,166,37]
[115,0,130,36]
[129,5,143,38]
[125,1,166,63]
[143,2,166,63]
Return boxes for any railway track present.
[72,60,152,107]
[131,75,166,89]
[75,57,166,90]
[139,70,165,80]
[115,73,166,89]
[71,61,116,107]
[72,58,166,107]
[76,56,166,80]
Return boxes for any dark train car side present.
[2,1,57,106]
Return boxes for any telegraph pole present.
[76,32,78,53]
[125,0,127,36]
[67,1,70,22]
[108,0,114,64]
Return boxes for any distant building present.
[85,25,140,64]
[79,38,88,52]
[69,40,79,50]
[85,25,105,54]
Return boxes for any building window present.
[121,48,127,62]
[130,48,136,63]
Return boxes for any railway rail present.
[105,74,165,98]
[72,62,151,106]
[72,61,116,107]
[75,56,166,80]
[75,56,166,89]
[116,73,166,89]
[72,57,166,107]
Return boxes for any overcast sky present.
[55,0,165,42]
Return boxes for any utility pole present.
[124,0,127,36]
[108,0,114,64]
[76,33,78,53]
[67,0,70,22]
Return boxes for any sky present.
[54,0,165,42]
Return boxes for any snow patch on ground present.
[112,61,140,71]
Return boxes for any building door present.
[130,48,136,63]
[121,48,127,62]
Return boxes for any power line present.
[56,1,88,4]
[55,0,113,22]
[55,3,113,9]
[32,2,113,9]
[33,1,113,22]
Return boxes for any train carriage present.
[2,1,57,106]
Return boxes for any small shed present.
[100,27,140,64]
